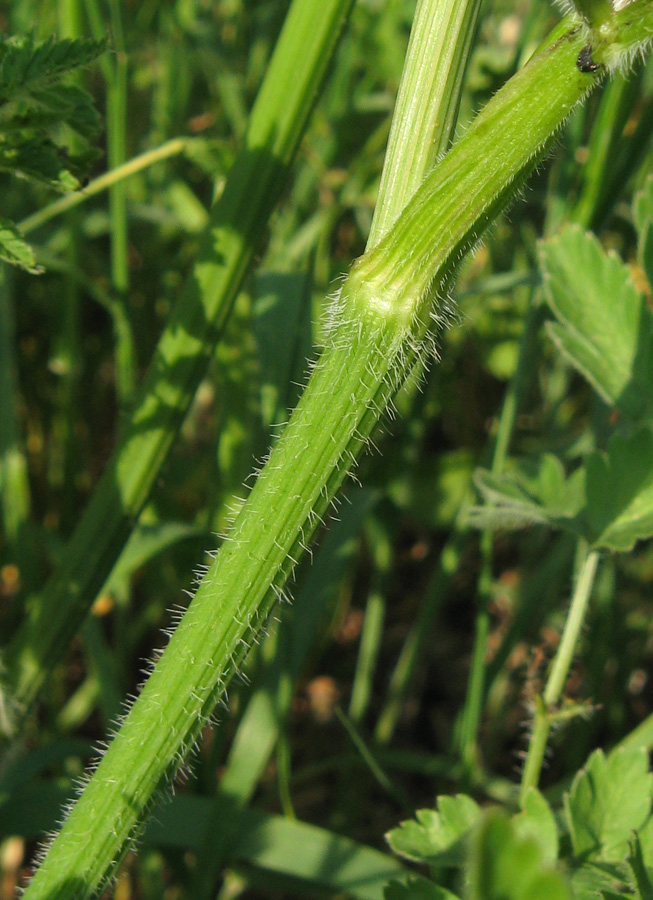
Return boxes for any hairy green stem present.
[519,547,600,805]
[367,0,482,246]
[23,5,653,899]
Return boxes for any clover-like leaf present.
[386,795,480,867]
[468,455,585,534]
[565,746,652,863]
[540,224,653,422]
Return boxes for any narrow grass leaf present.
[634,173,653,289]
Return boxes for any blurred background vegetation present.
[0,0,652,897]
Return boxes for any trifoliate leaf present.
[565,746,652,862]
[468,455,585,534]
[540,225,653,422]
[468,811,571,900]
[385,795,480,867]
[513,789,558,862]
[0,219,41,273]
[584,428,653,552]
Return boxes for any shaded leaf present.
[468,455,584,533]
[569,860,635,900]
[540,224,653,422]
[384,876,460,900]
[0,35,104,98]
[584,428,653,552]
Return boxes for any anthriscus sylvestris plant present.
[16,0,653,898]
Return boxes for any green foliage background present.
[0,0,653,897]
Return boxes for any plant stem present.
[367,0,482,246]
[18,139,189,235]
[23,7,653,898]
[457,294,542,778]
[519,547,599,805]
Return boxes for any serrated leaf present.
[540,224,653,422]
[584,428,653,552]
[513,789,559,862]
[468,811,571,900]
[386,795,480,867]
[384,876,460,900]
[0,35,104,99]
[468,455,585,534]
[0,218,41,273]
[0,135,80,190]
[565,747,652,863]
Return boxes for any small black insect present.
[577,44,602,73]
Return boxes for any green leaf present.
[627,834,653,899]
[384,876,460,900]
[386,795,480,867]
[469,455,585,534]
[565,746,653,862]
[0,218,41,273]
[513,789,559,862]
[0,35,104,98]
[0,133,81,190]
[584,428,653,551]
[468,811,571,900]
[540,224,653,422]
